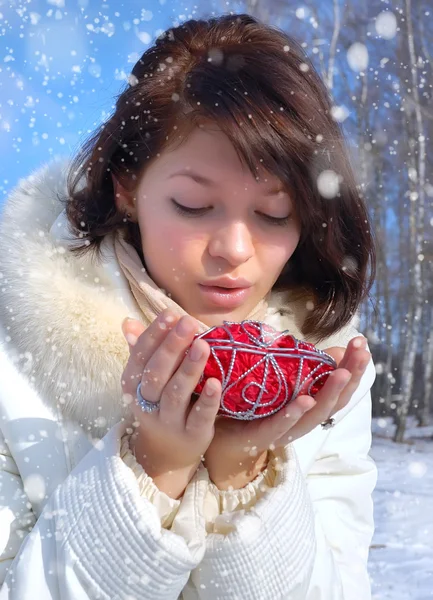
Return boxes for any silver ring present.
[136,381,161,413]
[321,417,335,430]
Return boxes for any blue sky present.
[0,0,223,204]
[1,1,402,204]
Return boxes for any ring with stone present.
[321,417,335,430]
[136,381,161,413]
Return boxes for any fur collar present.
[0,158,359,438]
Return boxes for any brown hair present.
[62,12,376,342]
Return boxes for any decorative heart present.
[190,320,337,420]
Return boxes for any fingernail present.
[125,333,138,346]
[205,380,217,395]
[302,398,316,411]
[122,317,135,329]
[338,376,350,389]
[353,337,367,349]
[121,317,137,345]
[162,310,176,324]
[176,317,195,337]
[189,341,203,361]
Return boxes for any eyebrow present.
[167,169,286,196]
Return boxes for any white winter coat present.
[0,158,377,599]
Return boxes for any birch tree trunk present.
[326,0,341,92]
[419,305,433,427]
[416,0,433,430]
[393,0,427,443]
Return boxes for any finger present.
[140,315,199,404]
[250,394,316,451]
[311,367,352,416]
[275,346,369,447]
[332,348,371,412]
[185,377,222,437]
[302,347,370,424]
[317,337,369,417]
[121,310,179,409]
[122,309,179,361]
[121,318,146,347]
[273,396,320,444]
[159,338,211,426]
[336,336,367,371]
[322,346,345,367]
[279,371,352,444]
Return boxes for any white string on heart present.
[194,320,337,420]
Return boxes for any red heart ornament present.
[191,320,337,420]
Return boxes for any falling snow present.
[347,42,369,72]
[317,169,340,199]
[375,11,398,40]
[0,1,432,599]
[331,105,350,123]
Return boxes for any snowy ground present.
[369,417,433,599]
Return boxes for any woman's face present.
[125,124,301,327]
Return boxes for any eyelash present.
[170,199,292,227]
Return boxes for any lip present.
[201,277,252,289]
[198,284,253,309]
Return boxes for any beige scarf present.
[113,231,271,333]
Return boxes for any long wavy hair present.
[62,12,376,342]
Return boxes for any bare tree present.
[326,0,341,91]
[393,0,427,442]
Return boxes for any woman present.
[0,12,377,600]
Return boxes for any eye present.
[171,198,209,217]
[170,198,292,226]
[258,213,292,227]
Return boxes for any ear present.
[111,172,135,214]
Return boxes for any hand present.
[203,336,371,489]
[120,309,222,498]
[277,336,371,445]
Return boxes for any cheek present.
[282,226,301,260]
[262,233,300,271]
[144,218,205,268]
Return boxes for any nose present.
[207,221,255,267]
